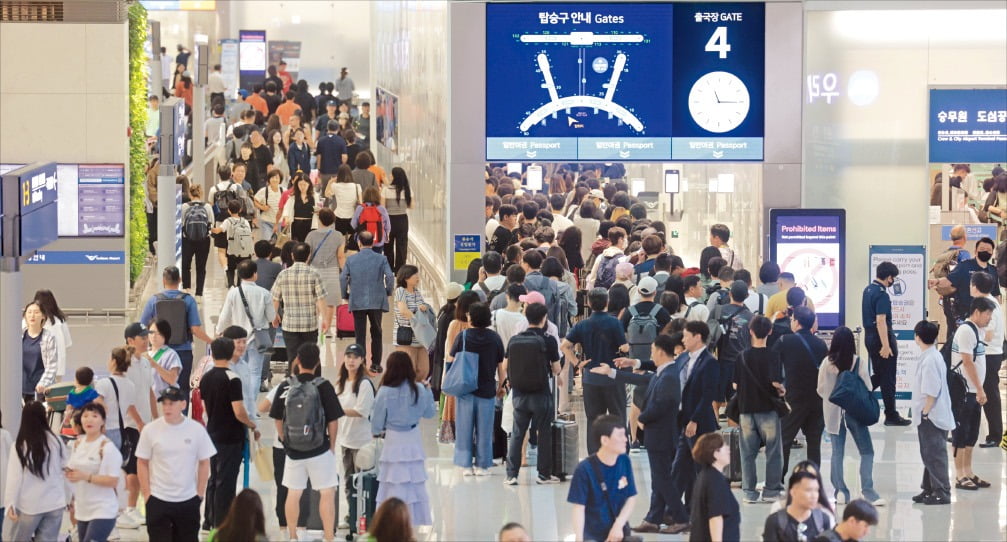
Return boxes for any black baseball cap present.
[125,322,150,339]
[157,386,187,402]
[345,344,366,358]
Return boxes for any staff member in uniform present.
[929,237,1002,340]
[863,262,911,426]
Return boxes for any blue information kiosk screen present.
[486,2,764,161]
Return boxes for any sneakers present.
[473,467,491,476]
[835,492,849,505]
[338,520,350,530]
[460,467,475,476]
[912,491,930,503]
[115,513,141,530]
[922,494,951,505]
[743,495,761,504]
[862,495,886,507]
[629,441,643,454]
[884,415,912,426]
[503,477,518,486]
[536,474,560,484]
[107,527,121,541]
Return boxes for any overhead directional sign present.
[1,162,59,257]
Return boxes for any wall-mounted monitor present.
[769,209,846,330]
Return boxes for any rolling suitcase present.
[336,304,356,339]
[722,427,742,483]
[346,469,379,540]
[551,379,579,481]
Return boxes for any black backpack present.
[477,281,503,306]
[153,292,192,345]
[212,181,245,222]
[181,204,210,242]
[947,321,982,427]
[711,306,751,361]
[506,332,550,394]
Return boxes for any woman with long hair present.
[324,164,362,236]
[606,283,631,320]
[29,289,71,382]
[440,291,481,442]
[431,283,463,402]
[21,302,56,403]
[368,497,415,542]
[266,128,289,181]
[371,352,436,526]
[174,71,193,111]
[282,173,318,242]
[2,402,69,542]
[383,167,413,272]
[351,186,392,253]
[66,402,122,542]
[335,345,375,521]
[816,326,882,506]
[94,346,144,450]
[574,201,601,263]
[180,184,214,296]
[208,488,267,542]
[558,225,585,280]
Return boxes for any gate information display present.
[770,209,846,330]
[486,2,764,161]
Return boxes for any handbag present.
[355,437,385,471]
[411,304,438,349]
[271,224,291,248]
[725,395,741,423]
[441,330,481,396]
[251,439,274,482]
[108,377,136,468]
[396,326,415,346]
[736,351,791,419]
[828,357,880,426]
[238,282,273,354]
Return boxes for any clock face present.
[688,71,750,134]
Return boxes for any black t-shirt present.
[488,225,515,255]
[264,92,282,115]
[619,301,673,332]
[734,347,784,414]
[269,373,345,459]
[948,259,1001,316]
[315,134,348,174]
[690,466,740,542]
[450,327,505,398]
[763,509,830,542]
[199,366,246,444]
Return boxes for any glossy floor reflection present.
[60,260,1007,541]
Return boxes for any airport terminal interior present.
[0,1,1005,541]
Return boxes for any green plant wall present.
[127,2,149,284]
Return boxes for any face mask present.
[977,251,993,263]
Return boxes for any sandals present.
[970,476,991,488]
[956,477,979,490]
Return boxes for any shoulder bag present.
[828,357,880,426]
[587,455,643,542]
[108,377,136,468]
[442,330,480,396]
[734,351,791,419]
[238,282,273,354]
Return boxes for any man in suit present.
[340,230,394,373]
[599,333,687,534]
[666,320,720,530]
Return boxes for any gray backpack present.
[627,304,662,362]
[226,217,254,257]
[282,377,327,452]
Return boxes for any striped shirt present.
[271,262,328,332]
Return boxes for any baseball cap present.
[124,322,149,339]
[238,88,250,99]
[589,189,605,200]
[519,291,546,305]
[345,344,366,358]
[157,386,187,402]
[637,276,659,296]
[444,282,464,301]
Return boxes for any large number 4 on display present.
[705,26,731,59]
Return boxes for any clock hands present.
[713,90,739,104]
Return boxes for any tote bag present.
[828,358,880,426]
[442,330,480,396]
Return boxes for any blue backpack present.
[828,357,880,426]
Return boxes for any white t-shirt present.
[328,182,362,219]
[984,295,1005,355]
[951,321,987,393]
[151,346,183,395]
[492,309,529,348]
[683,297,710,323]
[744,290,770,315]
[125,355,156,428]
[485,218,500,241]
[255,185,283,224]
[135,417,216,502]
[336,379,376,450]
[550,212,573,234]
[94,375,136,431]
[67,435,122,521]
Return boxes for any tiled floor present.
[56,257,1007,541]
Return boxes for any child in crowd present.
[61,367,102,438]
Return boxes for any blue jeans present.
[2,507,62,542]
[260,221,275,242]
[739,411,784,500]
[454,394,496,469]
[243,348,263,416]
[77,517,116,542]
[830,412,879,501]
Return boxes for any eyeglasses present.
[797,522,808,542]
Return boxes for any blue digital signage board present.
[1,162,59,257]
[486,2,764,161]
[928,89,1007,163]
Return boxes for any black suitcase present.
[346,469,379,540]
[722,427,742,482]
[306,481,335,532]
[551,379,579,480]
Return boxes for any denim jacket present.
[340,249,394,312]
[371,382,436,434]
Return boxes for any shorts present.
[122,427,141,474]
[718,359,736,402]
[281,449,339,490]
[213,231,228,249]
[951,393,981,448]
